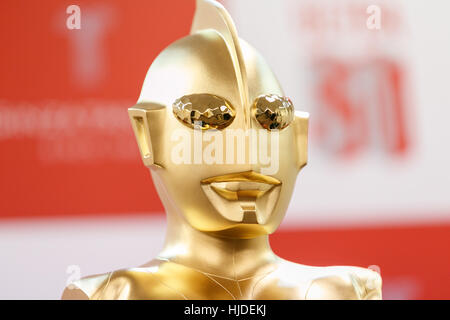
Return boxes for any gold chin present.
[61,0,382,300]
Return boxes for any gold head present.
[62,0,382,300]
[128,0,308,238]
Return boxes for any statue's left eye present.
[173,94,235,130]
[252,94,294,130]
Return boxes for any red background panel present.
[0,0,196,218]
[0,0,195,100]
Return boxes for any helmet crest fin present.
[191,0,250,127]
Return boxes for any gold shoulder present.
[62,267,188,300]
[305,267,382,300]
[61,286,89,300]
[61,272,111,300]
[349,267,382,300]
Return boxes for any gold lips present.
[200,171,282,224]
[201,171,281,200]
[201,171,281,185]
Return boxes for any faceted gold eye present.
[253,94,294,130]
[173,94,235,130]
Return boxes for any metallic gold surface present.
[173,93,235,130]
[200,171,281,225]
[253,94,295,130]
[61,0,382,300]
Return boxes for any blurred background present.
[0,0,449,299]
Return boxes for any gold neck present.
[157,210,277,281]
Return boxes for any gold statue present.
[62,0,382,300]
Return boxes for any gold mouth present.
[200,171,282,224]
[201,171,281,185]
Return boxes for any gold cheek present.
[173,93,235,130]
[253,94,294,130]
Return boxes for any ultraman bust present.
[62,0,382,300]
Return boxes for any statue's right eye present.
[172,94,236,130]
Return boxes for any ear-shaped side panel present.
[128,103,166,168]
[293,111,309,171]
